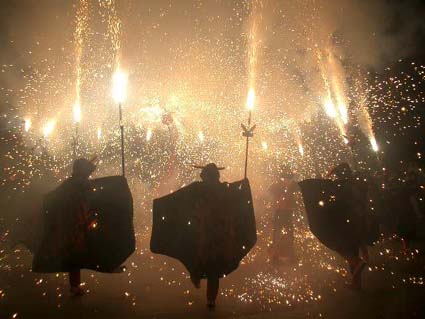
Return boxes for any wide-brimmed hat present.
[193,163,225,171]
[194,163,225,181]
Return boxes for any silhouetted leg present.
[69,269,80,287]
[345,256,365,290]
[69,269,84,295]
[207,276,219,308]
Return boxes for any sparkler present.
[73,102,81,158]
[113,69,128,176]
[241,88,256,179]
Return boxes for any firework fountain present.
[0,1,424,317]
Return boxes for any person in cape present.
[32,158,135,296]
[33,158,96,295]
[299,162,376,290]
[150,163,257,308]
[326,163,371,289]
[267,167,298,264]
[192,164,228,307]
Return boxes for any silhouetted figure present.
[196,163,226,307]
[33,158,135,296]
[328,163,370,289]
[384,165,421,251]
[151,163,257,309]
[39,158,96,295]
[268,169,298,264]
[300,163,376,290]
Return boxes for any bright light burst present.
[113,69,128,104]
[298,143,304,157]
[146,128,153,142]
[42,120,56,138]
[324,99,337,118]
[198,131,205,143]
[24,118,32,132]
[338,103,348,124]
[370,136,379,152]
[246,88,255,111]
[73,102,82,123]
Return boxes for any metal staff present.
[241,89,256,179]
[113,70,128,177]
[119,102,125,176]
[73,123,79,159]
[73,103,81,159]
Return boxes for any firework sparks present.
[1,1,424,317]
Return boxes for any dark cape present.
[32,176,135,273]
[299,178,378,257]
[150,178,256,278]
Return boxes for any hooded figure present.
[151,163,256,308]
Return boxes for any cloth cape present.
[32,176,135,273]
[299,178,378,257]
[150,179,256,278]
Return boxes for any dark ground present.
[1,237,424,319]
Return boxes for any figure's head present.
[331,162,353,180]
[72,158,96,179]
[199,163,224,183]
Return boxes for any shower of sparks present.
[246,1,262,95]
[1,0,425,314]
[73,0,89,119]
